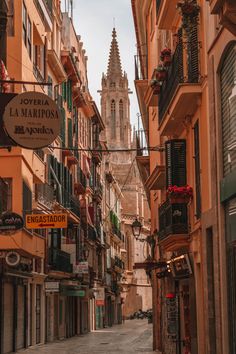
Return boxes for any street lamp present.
[131,218,142,239]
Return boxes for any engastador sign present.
[3,91,61,149]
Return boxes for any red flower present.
[167,185,193,198]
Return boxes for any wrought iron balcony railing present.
[77,166,87,189]
[158,36,201,124]
[35,183,55,208]
[48,247,72,273]
[88,224,97,241]
[158,199,188,241]
[134,54,148,80]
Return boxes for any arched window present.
[220,43,236,176]
[111,100,116,139]
[119,100,124,141]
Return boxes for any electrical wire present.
[49,145,165,153]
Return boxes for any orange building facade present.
[131,1,236,353]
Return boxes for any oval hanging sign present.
[3,91,61,149]
[0,212,24,232]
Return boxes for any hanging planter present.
[149,79,162,95]
[160,48,172,66]
[177,1,200,32]
[167,185,193,204]
[155,65,167,81]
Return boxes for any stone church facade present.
[100,28,152,316]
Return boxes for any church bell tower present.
[100,28,131,152]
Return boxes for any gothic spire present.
[107,28,122,77]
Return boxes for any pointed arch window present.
[111,100,116,139]
[119,100,124,141]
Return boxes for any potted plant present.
[155,65,167,81]
[149,79,162,94]
[177,1,200,31]
[160,48,172,66]
[167,185,193,203]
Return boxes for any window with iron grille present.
[194,120,201,219]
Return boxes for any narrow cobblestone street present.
[22,320,155,354]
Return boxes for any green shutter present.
[67,80,72,111]
[60,108,66,147]
[62,81,67,102]
[68,118,73,149]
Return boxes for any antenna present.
[113,17,115,28]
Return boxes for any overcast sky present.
[69,0,140,127]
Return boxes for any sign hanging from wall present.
[167,254,192,279]
[73,261,89,274]
[25,213,68,229]
[3,91,61,149]
[0,212,24,232]
[45,281,60,293]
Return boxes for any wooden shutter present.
[187,25,199,83]
[194,120,201,219]
[165,139,186,187]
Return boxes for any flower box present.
[167,185,193,204]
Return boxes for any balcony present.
[74,166,87,194]
[158,39,202,136]
[136,130,150,199]
[61,51,82,85]
[69,196,81,219]
[157,0,179,29]
[92,142,103,164]
[35,183,55,209]
[33,151,46,184]
[33,64,44,83]
[158,199,189,251]
[145,165,166,191]
[208,0,236,35]
[33,0,53,32]
[115,256,124,272]
[134,55,149,132]
[88,224,97,241]
[93,180,103,202]
[47,49,67,83]
[0,228,45,258]
[48,248,72,273]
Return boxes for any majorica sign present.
[3,91,61,149]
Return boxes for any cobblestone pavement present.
[23,320,157,354]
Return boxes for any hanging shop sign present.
[25,213,67,229]
[95,287,105,306]
[73,261,89,274]
[45,281,60,293]
[3,91,61,149]
[0,212,24,232]
[5,251,21,267]
[167,254,192,279]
